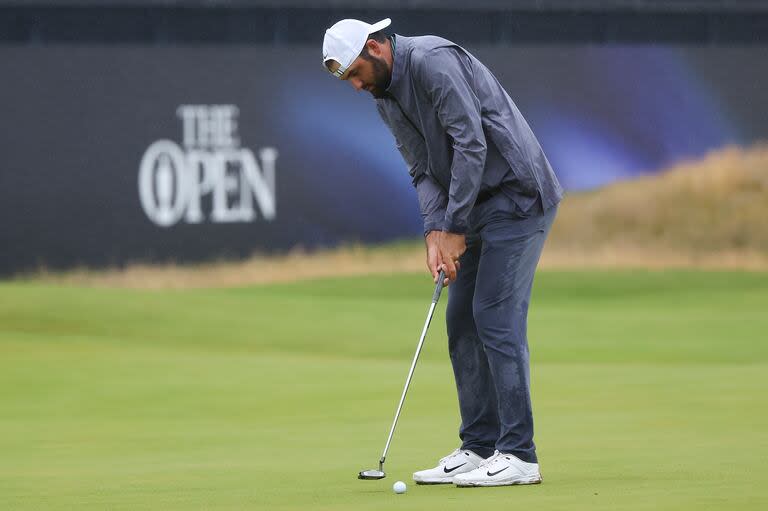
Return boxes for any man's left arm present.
[416,47,487,280]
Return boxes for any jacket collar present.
[386,34,410,98]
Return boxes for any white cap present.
[323,18,392,78]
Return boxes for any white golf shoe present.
[412,448,486,484]
[453,450,542,487]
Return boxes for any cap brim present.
[367,18,391,34]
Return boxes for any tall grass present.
[549,143,768,253]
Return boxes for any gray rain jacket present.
[376,35,563,235]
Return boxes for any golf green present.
[1,270,766,510]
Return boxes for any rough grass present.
[18,143,768,289]
[549,143,768,255]
[26,243,427,289]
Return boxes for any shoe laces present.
[438,448,463,465]
[479,450,504,468]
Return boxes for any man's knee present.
[472,299,527,347]
[446,308,475,341]
[446,284,478,336]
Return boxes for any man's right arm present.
[375,102,448,234]
[376,101,448,280]
[416,174,448,282]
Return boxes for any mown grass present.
[1,270,767,510]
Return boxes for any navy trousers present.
[446,200,557,464]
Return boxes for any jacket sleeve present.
[376,101,448,235]
[413,173,448,235]
[415,47,487,234]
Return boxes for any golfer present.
[322,18,563,487]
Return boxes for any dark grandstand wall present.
[1,2,768,45]
[1,44,767,274]
[1,1,766,273]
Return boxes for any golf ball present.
[393,481,407,494]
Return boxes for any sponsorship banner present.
[1,45,767,274]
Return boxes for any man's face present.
[343,52,390,98]
[327,39,392,99]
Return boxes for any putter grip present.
[432,270,446,303]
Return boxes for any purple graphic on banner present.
[525,47,739,190]
[277,46,748,195]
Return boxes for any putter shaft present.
[378,271,446,467]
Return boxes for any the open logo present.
[138,105,278,227]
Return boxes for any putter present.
[358,269,447,480]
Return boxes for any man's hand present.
[438,231,466,284]
[425,231,444,285]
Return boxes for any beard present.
[366,55,391,99]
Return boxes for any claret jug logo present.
[139,105,277,227]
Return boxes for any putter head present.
[358,469,386,480]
